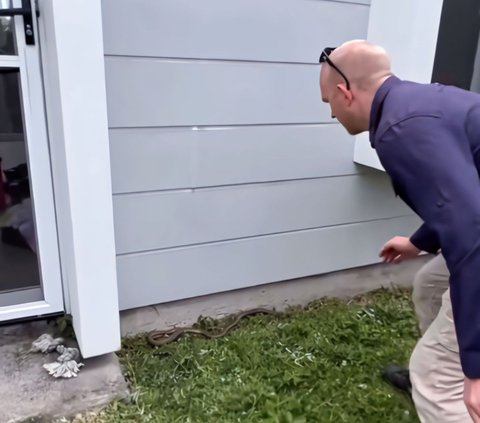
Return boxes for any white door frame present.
[0,0,64,321]
[37,0,121,357]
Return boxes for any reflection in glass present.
[0,0,16,56]
[0,18,15,55]
[0,68,23,136]
[0,68,40,295]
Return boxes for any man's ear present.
[336,84,353,105]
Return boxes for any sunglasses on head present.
[319,47,351,90]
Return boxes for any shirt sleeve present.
[410,224,440,254]
[376,115,480,378]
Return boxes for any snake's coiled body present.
[147,307,277,347]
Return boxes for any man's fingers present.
[383,253,392,262]
[380,241,394,253]
[379,246,396,258]
[381,251,400,263]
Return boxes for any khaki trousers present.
[410,254,471,422]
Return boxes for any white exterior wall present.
[101,0,420,311]
[353,0,444,169]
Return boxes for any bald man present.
[320,40,480,423]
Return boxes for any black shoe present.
[382,364,412,396]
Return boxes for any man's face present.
[320,67,361,135]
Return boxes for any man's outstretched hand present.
[380,236,421,264]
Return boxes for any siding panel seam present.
[116,214,415,257]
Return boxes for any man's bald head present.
[319,40,393,135]
[327,40,392,90]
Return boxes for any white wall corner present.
[353,0,444,170]
[37,0,120,357]
[353,131,383,171]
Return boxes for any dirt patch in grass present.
[79,288,420,422]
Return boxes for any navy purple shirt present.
[370,75,480,378]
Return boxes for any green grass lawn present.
[83,288,420,423]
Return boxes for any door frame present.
[35,0,120,357]
[0,1,64,320]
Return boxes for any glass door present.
[0,0,63,320]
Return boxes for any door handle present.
[0,0,38,46]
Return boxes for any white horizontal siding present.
[113,172,411,254]
[98,0,416,311]
[104,58,328,128]
[117,215,420,310]
[102,0,369,63]
[109,124,359,193]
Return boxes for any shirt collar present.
[369,75,400,146]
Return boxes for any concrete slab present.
[0,320,129,423]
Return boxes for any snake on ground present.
[147,307,278,347]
